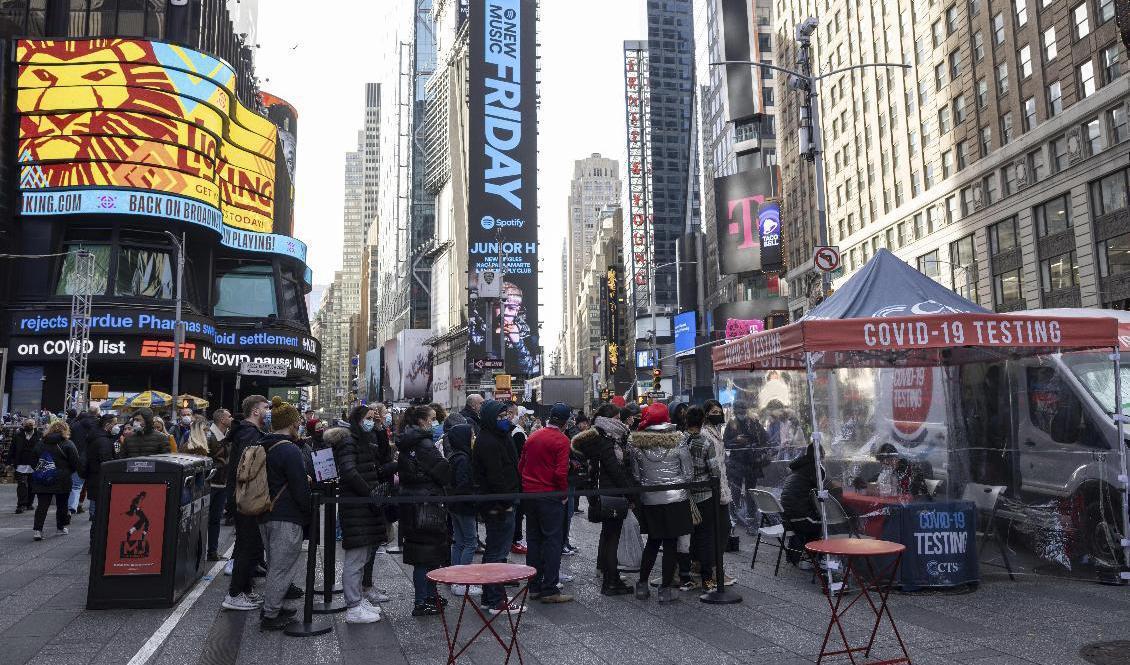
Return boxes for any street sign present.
[239,361,287,377]
[648,391,667,399]
[494,389,512,401]
[812,245,842,273]
[473,358,504,371]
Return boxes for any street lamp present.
[711,20,910,303]
[162,231,185,411]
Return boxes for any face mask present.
[133,420,144,429]
[298,425,307,438]
[361,419,376,432]
[111,425,122,436]
[707,414,725,426]
[384,413,392,427]
[263,411,272,428]
[181,416,192,426]
[497,419,513,432]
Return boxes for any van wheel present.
[1083,495,1125,571]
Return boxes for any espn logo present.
[140,340,197,360]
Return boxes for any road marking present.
[126,544,235,665]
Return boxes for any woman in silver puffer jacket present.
[627,403,693,603]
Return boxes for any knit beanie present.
[270,395,301,432]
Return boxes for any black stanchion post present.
[701,475,742,604]
[313,482,346,614]
[285,490,333,637]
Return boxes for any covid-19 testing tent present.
[713,249,1128,586]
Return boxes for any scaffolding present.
[63,249,95,412]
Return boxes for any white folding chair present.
[748,489,794,576]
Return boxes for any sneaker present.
[32,530,43,541]
[386,545,402,554]
[222,594,260,611]
[487,600,527,617]
[359,598,382,615]
[259,614,293,631]
[207,552,222,562]
[345,604,381,624]
[678,579,697,592]
[260,607,297,620]
[284,583,304,600]
[657,586,679,603]
[364,588,391,604]
[511,541,528,555]
[562,544,579,556]
[451,584,468,597]
[58,527,69,536]
[245,592,264,606]
[76,504,85,514]
[412,602,441,617]
[559,572,575,583]
[224,559,234,576]
[723,575,737,587]
[634,581,650,600]
[539,592,574,604]
[601,581,633,596]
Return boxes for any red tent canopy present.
[712,312,1121,371]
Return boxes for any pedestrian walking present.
[206,409,232,561]
[627,403,693,603]
[68,404,99,514]
[30,421,82,540]
[121,408,172,458]
[255,397,312,631]
[573,403,635,595]
[326,405,395,624]
[221,395,270,613]
[445,424,480,596]
[472,399,523,616]
[398,405,454,616]
[519,403,574,603]
[84,415,117,537]
[10,418,40,514]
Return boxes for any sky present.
[256,1,645,345]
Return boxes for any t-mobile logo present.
[726,195,766,249]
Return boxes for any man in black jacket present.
[471,399,522,614]
[84,415,117,545]
[460,394,484,435]
[68,405,100,514]
[10,419,40,513]
[220,394,270,613]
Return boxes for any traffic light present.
[651,368,661,392]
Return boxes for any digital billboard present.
[467,0,541,378]
[674,311,696,358]
[713,166,781,274]
[15,38,278,235]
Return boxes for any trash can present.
[87,454,213,609]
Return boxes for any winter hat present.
[269,395,301,432]
[638,402,670,430]
[610,395,627,408]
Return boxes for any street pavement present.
[1,483,1129,665]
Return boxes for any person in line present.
[84,415,117,537]
[221,395,271,612]
[685,407,722,591]
[510,408,529,556]
[327,405,395,624]
[445,424,479,596]
[11,418,40,514]
[723,400,769,531]
[628,403,693,603]
[472,399,523,616]
[121,408,172,458]
[206,408,233,561]
[256,397,313,631]
[429,403,447,445]
[519,402,574,603]
[182,415,211,457]
[670,403,689,433]
[780,443,829,569]
[702,400,736,586]
[398,405,454,616]
[360,403,398,587]
[573,403,635,595]
[30,421,83,540]
[152,416,178,453]
[460,394,484,436]
[174,405,194,449]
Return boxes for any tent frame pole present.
[1112,347,1130,581]
[805,352,835,590]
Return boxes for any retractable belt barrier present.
[284,477,741,637]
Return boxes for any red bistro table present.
[427,563,537,665]
[805,539,911,665]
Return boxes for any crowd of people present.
[2,392,814,633]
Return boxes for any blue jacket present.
[259,433,312,526]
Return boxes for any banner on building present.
[623,41,653,314]
[720,0,758,122]
[397,329,434,400]
[363,348,381,403]
[713,167,780,274]
[467,0,541,378]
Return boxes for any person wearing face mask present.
[121,408,172,458]
[471,400,524,616]
[174,406,194,448]
[206,409,233,561]
[510,406,528,556]
[701,399,735,585]
[84,415,118,543]
[10,418,41,514]
[220,395,271,614]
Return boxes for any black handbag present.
[591,495,630,521]
[413,501,447,532]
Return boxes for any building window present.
[1109,106,1129,144]
[1078,60,1097,98]
[951,234,978,300]
[990,216,1019,254]
[918,249,942,278]
[911,171,922,196]
[928,206,940,232]
[1074,3,1090,39]
[1000,113,1014,145]
[939,107,952,134]
[980,125,993,155]
[1083,117,1103,155]
[1035,194,1071,236]
[958,140,969,168]
[1003,164,1019,195]
[1102,43,1123,83]
[914,212,927,238]
[1018,45,1032,78]
[970,0,981,15]
[1047,81,1063,116]
[984,173,999,204]
[977,78,989,107]
[1028,148,1046,181]
[919,79,931,106]
[946,194,960,222]
[1023,96,1037,131]
[974,31,985,60]
[943,150,955,178]
[1043,26,1057,61]
[56,245,110,296]
[763,86,775,106]
[947,4,959,32]
[993,12,1005,44]
[935,62,948,90]
[1041,251,1079,292]
[950,50,962,79]
[1092,168,1129,216]
[1050,135,1068,172]
[1097,232,1130,278]
[1098,0,1116,22]
[997,62,1010,95]
[954,95,967,122]
[933,19,944,47]
[114,247,173,299]
[215,263,278,318]
[1015,0,1028,25]
[994,269,1023,306]
[898,220,912,245]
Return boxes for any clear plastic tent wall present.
[717,349,1129,584]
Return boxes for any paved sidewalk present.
[1,483,1129,665]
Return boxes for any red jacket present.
[518,426,570,493]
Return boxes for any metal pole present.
[313,481,345,613]
[700,473,741,604]
[1112,348,1130,581]
[284,490,332,637]
[805,352,835,591]
[165,232,184,410]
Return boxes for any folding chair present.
[961,482,1016,581]
[813,489,860,539]
[748,489,794,575]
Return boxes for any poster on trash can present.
[103,483,166,576]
